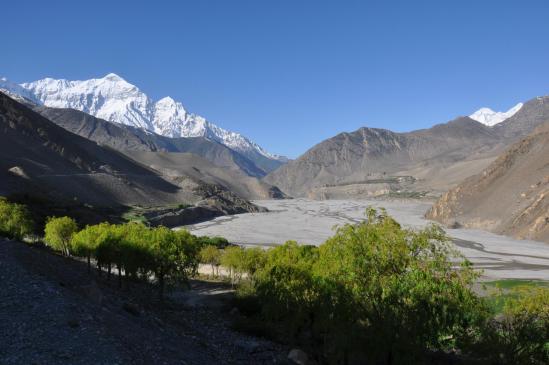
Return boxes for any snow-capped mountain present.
[0,77,39,104]
[1,73,286,165]
[469,103,523,127]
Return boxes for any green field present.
[482,279,549,312]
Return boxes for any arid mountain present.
[35,106,267,178]
[264,96,549,198]
[0,92,263,214]
[127,151,286,200]
[426,122,549,242]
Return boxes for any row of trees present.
[4,200,547,364]
[44,217,206,299]
[204,208,548,365]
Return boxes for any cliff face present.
[426,122,549,243]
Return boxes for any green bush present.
[195,235,230,249]
[0,197,34,240]
[475,287,549,364]
[248,209,485,364]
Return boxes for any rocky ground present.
[0,238,289,365]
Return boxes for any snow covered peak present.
[0,77,40,104]
[469,102,523,126]
[6,74,287,163]
[103,73,124,81]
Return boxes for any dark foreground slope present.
[264,96,549,198]
[0,239,285,364]
[426,122,549,242]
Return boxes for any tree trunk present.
[117,262,122,288]
[97,261,102,277]
[86,255,91,274]
[158,267,165,302]
[107,263,112,280]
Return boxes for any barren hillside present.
[426,122,549,242]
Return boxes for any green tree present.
[44,216,78,256]
[150,226,198,300]
[221,245,246,285]
[251,209,484,364]
[241,247,267,282]
[0,198,34,240]
[71,223,104,273]
[200,245,222,277]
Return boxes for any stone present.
[288,348,308,365]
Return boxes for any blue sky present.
[2,0,549,158]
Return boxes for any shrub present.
[476,287,549,364]
[195,235,230,249]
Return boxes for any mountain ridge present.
[1,74,287,173]
[264,95,549,198]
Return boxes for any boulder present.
[288,348,308,365]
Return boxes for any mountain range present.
[0,74,287,175]
[264,96,549,200]
[0,91,278,228]
[2,72,547,242]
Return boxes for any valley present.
[187,199,549,280]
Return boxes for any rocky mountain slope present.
[0,74,287,173]
[0,92,264,216]
[264,96,549,198]
[35,106,267,178]
[426,122,549,243]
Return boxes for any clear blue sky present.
[3,0,549,158]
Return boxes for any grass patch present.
[482,279,549,313]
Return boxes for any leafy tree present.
[241,247,267,282]
[44,216,78,256]
[221,245,246,285]
[150,226,197,300]
[0,198,34,240]
[200,245,222,277]
[173,229,201,280]
[251,209,484,364]
[71,223,105,272]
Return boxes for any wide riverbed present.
[185,199,549,280]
